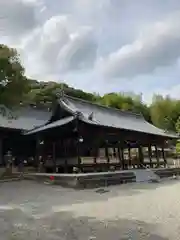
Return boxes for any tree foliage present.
[150,95,180,131]
[175,117,180,154]
[97,93,151,122]
[0,44,29,106]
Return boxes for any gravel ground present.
[0,180,180,239]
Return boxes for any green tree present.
[0,44,28,106]
[175,117,180,154]
[150,95,179,131]
[99,92,151,121]
[26,80,99,104]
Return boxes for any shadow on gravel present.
[0,208,170,240]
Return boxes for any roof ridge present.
[63,94,144,119]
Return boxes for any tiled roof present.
[24,116,74,135]
[0,105,51,131]
[59,95,178,139]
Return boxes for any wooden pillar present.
[36,137,45,172]
[162,147,167,167]
[128,147,131,169]
[94,152,97,165]
[91,141,97,172]
[138,145,144,168]
[77,139,81,171]
[121,147,125,170]
[148,145,152,168]
[52,141,56,172]
[117,145,121,168]
[75,114,82,172]
[105,143,109,170]
[155,145,160,167]
[63,140,68,173]
[94,144,98,165]
[35,137,40,170]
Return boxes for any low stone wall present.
[23,168,180,188]
[154,168,180,178]
[24,171,136,189]
[24,173,78,187]
[76,172,136,189]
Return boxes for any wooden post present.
[77,139,81,171]
[128,147,131,169]
[121,147,125,170]
[35,137,40,171]
[138,146,144,168]
[52,141,56,172]
[155,145,160,167]
[148,145,152,168]
[117,145,121,168]
[162,147,167,167]
[64,140,68,173]
[93,139,98,165]
[105,143,109,170]
[94,144,98,165]
[75,114,82,172]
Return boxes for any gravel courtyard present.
[0,180,180,239]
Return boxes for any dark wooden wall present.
[78,121,168,148]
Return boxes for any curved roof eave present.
[24,116,75,135]
[79,116,179,139]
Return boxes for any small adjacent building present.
[0,104,51,166]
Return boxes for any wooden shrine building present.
[0,105,51,166]
[23,94,178,173]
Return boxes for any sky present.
[1,0,180,103]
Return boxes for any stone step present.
[134,169,160,183]
[0,170,21,180]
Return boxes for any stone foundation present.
[24,171,136,188]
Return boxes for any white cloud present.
[160,84,180,99]
[142,82,180,104]
[21,15,97,78]
[74,0,111,13]
[57,26,97,71]
[97,11,180,79]
[0,0,43,42]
